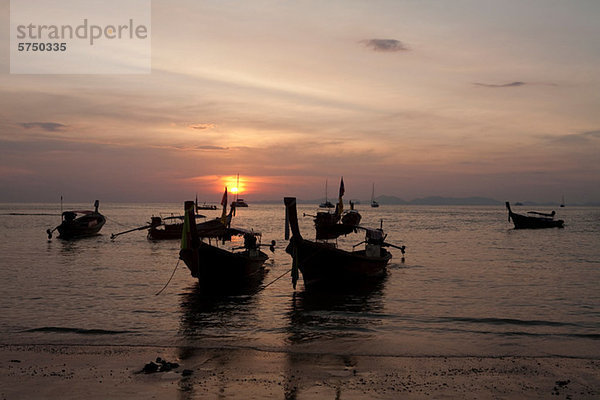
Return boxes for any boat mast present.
[236,174,240,202]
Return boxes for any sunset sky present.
[1,0,599,203]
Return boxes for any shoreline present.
[2,344,599,399]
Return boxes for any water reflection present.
[178,268,267,342]
[287,277,387,345]
[176,276,267,400]
[284,277,387,399]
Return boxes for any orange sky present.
[1,1,599,203]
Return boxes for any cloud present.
[163,144,229,151]
[192,145,228,150]
[19,122,67,132]
[189,123,216,130]
[549,130,600,145]
[473,81,526,88]
[362,39,408,52]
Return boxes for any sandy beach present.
[2,344,598,399]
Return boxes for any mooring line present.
[256,268,292,293]
[155,259,180,296]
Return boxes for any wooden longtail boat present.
[111,214,208,241]
[179,199,274,292]
[47,200,106,239]
[506,202,564,229]
[284,197,404,290]
[313,177,362,240]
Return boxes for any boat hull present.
[509,212,564,229]
[57,214,106,239]
[286,238,391,289]
[506,202,564,229]
[180,242,268,292]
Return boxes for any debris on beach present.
[141,357,180,374]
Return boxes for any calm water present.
[0,203,598,358]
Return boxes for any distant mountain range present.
[255,196,599,206]
[261,196,502,205]
[374,195,503,205]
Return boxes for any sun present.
[220,175,246,195]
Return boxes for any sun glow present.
[222,175,246,195]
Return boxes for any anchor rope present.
[155,259,180,296]
[255,268,292,293]
[105,215,135,228]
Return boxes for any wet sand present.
[2,344,599,399]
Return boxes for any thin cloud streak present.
[473,82,525,88]
[362,39,408,52]
[19,122,67,132]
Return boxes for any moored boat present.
[111,214,208,240]
[230,174,249,207]
[319,179,335,208]
[312,177,361,240]
[179,199,274,292]
[47,200,106,239]
[370,183,379,208]
[506,202,564,229]
[284,197,404,290]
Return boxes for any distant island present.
[252,196,599,206]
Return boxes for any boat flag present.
[337,177,345,217]
[220,187,228,223]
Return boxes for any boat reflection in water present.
[176,276,267,397]
[284,278,386,399]
[178,267,267,341]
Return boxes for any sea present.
[0,202,598,358]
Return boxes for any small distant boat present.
[319,179,335,208]
[230,174,249,208]
[195,198,217,211]
[180,195,274,292]
[284,196,405,290]
[506,202,564,229]
[560,195,565,208]
[47,200,106,239]
[370,183,379,208]
[196,204,217,210]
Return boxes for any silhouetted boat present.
[230,174,249,208]
[370,183,379,208]
[560,195,565,208]
[319,179,335,208]
[110,214,208,240]
[312,177,362,240]
[47,200,106,239]
[196,201,217,211]
[506,202,564,229]
[284,196,404,290]
[179,198,274,291]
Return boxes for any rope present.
[155,259,180,296]
[255,268,292,293]
[105,216,134,228]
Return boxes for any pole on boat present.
[182,201,200,276]
[284,205,290,240]
[110,224,152,240]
